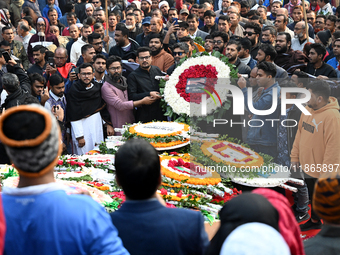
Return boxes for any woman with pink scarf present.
[284,0,301,16]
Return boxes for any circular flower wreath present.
[164,56,231,117]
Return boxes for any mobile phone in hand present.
[2,51,11,62]
[48,57,55,67]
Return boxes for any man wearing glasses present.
[306,10,316,28]
[67,63,113,155]
[243,22,261,59]
[315,14,326,33]
[127,47,166,123]
[167,42,189,75]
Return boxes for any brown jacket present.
[151,49,174,73]
[290,97,340,178]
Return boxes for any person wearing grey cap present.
[179,8,189,22]
[0,104,129,255]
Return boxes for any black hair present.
[88,32,101,44]
[204,10,216,17]
[262,25,277,36]
[257,61,277,77]
[243,22,261,35]
[115,22,129,37]
[81,44,94,55]
[0,40,11,47]
[78,62,94,72]
[276,14,288,23]
[333,31,340,39]
[178,21,189,29]
[49,73,64,87]
[126,12,136,20]
[327,14,337,24]
[168,7,178,14]
[187,13,199,21]
[307,80,331,101]
[319,0,329,4]
[179,36,195,46]
[218,15,230,22]
[149,33,163,42]
[240,1,250,8]
[137,46,152,57]
[277,32,291,46]
[310,43,327,59]
[240,37,252,51]
[65,3,75,13]
[93,53,107,63]
[227,40,241,51]
[211,31,229,43]
[259,44,277,61]
[48,8,58,15]
[316,14,326,22]
[106,55,122,69]
[32,45,47,54]
[280,80,298,97]
[2,25,12,34]
[250,15,263,25]
[192,3,200,8]
[29,73,46,86]
[115,139,161,200]
[23,16,34,28]
[292,71,309,88]
[67,12,77,19]
[133,8,142,15]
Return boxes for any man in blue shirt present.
[42,0,62,20]
[111,139,210,255]
[0,105,129,255]
[326,38,340,77]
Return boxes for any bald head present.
[55,47,67,57]
[228,6,239,14]
[276,8,288,17]
[296,21,306,29]
[69,24,78,31]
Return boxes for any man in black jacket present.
[109,23,139,62]
[127,47,166,123]
[1,58,39,110]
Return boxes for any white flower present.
[164,56,231,117]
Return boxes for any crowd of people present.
[0,0,339,253]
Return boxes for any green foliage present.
[98,142,118,155]
[60,174,93,182]
[194,36,205,46]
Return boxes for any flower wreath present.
[163,55,231,119]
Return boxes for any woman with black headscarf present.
[205,192,280,255]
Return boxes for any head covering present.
[220,223,290,255]
[159,0,169,8]
[85,3,94,9]
[142,0,152,5]
[0,9,9,26]
[317,29,331,46]
[205,193,279,255]
[179,9,189,15]
[0,105,62,178]
[314,173,340,224]
[253,188,305,255]
[142,16,152,25]
[132,0,141,9]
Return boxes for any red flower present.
[58,160,63,165]
[160,188,168,195]
[175,65,218,103]
[177,190,183,198]
[170,152,178,155]
[166,203,176,208]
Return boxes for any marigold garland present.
[160,156,221,186]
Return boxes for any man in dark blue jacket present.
[238,61,281,158]
[110,138,210,255]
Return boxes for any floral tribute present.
[201,141,264,168]
[163,55,231,118]
[123,121,190,149]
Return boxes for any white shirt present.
[189,29,198,39]
[291,37,315,52]
[22,33,33,53]
[317,3,333,15]
[70,38,87,65]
